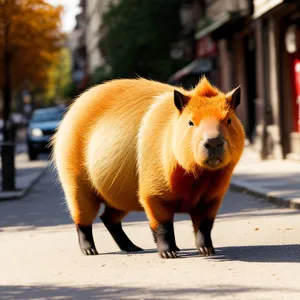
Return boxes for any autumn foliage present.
[0,0,65,90]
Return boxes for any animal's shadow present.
[99,244,300,263]
[209,244,300,263]
[98,248,198,258]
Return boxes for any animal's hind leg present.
[64,177,101,256]
[100,206,143,252]
[76,224,98,256]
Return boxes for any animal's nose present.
[204,136,224,149]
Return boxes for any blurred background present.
[0,0,300,192]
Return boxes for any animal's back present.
[53,78,175,215]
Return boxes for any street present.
[2,0,300,299]
[1,167,300,300]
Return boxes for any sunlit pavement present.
[231,147,300,209]
[0,168,300,300]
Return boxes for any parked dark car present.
[26,106,66,160]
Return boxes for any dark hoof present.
[159,250,178,259]
[197,246,215,256]
[121,244,143,252]
[76,225,98,256]
[157,243,178,259]
[82,247,99,256]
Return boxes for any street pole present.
[1,10,16,191]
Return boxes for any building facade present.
[252,0,300,160]
[190,0,300,161]
[194,0,255,143]
[85,0,119,75]
[70,0,118,91]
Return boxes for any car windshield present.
[31,108,65,122]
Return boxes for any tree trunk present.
[3,46,11,142]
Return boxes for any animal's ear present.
[226,86,241,110]
[174,90,189,112]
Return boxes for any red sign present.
[196,36,217,58]
[293,58,300,132]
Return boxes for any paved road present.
[0,168,300,300]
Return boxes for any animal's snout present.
[201,135,226,168]
[195,120,231,169]
[204,136,224,150]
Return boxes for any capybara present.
[52,77,245,259]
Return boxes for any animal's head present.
[172,77,245,172]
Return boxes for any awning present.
[168,58,213,83]
[195,11,244,40]
[253,0,284,19]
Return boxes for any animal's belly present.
[86,120,143,212]
[90,162,143,211]
[102,190,143,211]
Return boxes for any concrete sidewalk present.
[0,152,48,201]
[231,146,300,209]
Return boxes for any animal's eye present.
[227,118,232,125]
[188,120,194,127]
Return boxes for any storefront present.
[253,0,300,159]
[194,6,256,142]
[168,8,246,90]
[284,23,300,160]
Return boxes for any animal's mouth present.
[206,157,222,168]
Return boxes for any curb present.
[0,164,48,201]
[230,179,300,210]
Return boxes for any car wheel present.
[28,146,38,161]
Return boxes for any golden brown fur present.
[52,76,245,257]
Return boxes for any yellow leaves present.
[44,47,72,103]
[0,0,65,89]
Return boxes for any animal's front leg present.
[192,217,215,255]
[151,220,180,257]
[141,197,178,258]
[190,198,221,256]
